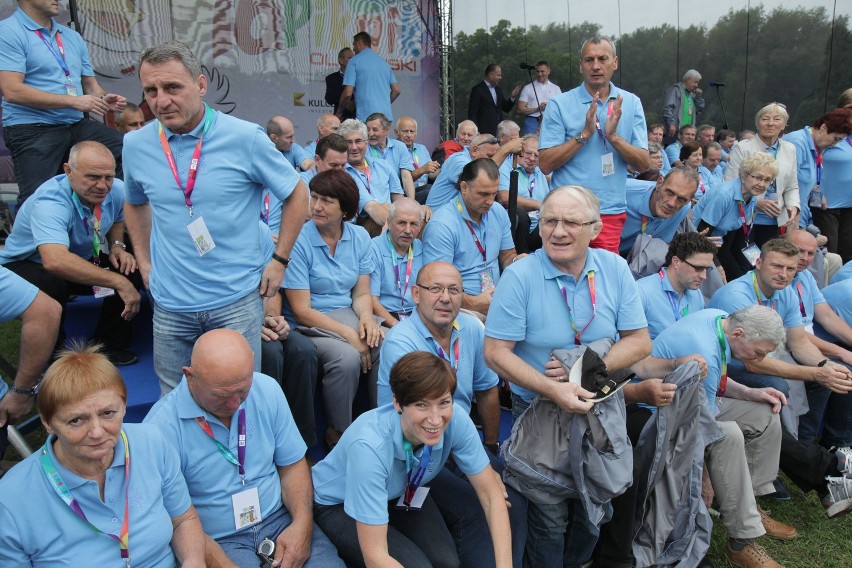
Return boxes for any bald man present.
[304,113,341,156]
[145,329,344,568]
[114,102,146,133]
[267,115,314,171]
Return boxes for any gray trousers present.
[706,397,781,538]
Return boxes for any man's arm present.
[372,296,400,329]
[462,291,493,315]
[604,96,650,172]
[497,191,541,211]
[497,248,522,271]
[0,71,110,115]
[390,83,400,103]
[467,466,512,568]
[363,201,391,226]
[814,303,852,348]
[356,522,403,568]
[106,221,137,276]
[538,93,598,175]
[169,505,206,568]
[260,180,310,297]
[123,202,153,290]
[274,460,314,568]
[337,86,354,119]
[491,138,524,167]
[601,327,652,372]
[475,386,500,446]
[400,169,415,199]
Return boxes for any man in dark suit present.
[468,64,520,136]
[325,47,355,119]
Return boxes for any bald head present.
[68,140,115,169]
[64,141,117,208]
[469,134,499,160]
[184,330,255,422]
[789,230,819,273]
[267,115,296,151]
[418,261,461,285]
[317,113,340,138]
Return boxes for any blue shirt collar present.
[535,247,599,283]
[578,82,619,103]
[160,106,216,140]
[15,7,55,33]
[43,432,125,490]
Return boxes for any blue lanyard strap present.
[402,441,432,508]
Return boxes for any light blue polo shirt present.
[407,143,432,187]
[144,372,306,540]
[830,261,852,285]
[303,139,318,158]
[784,128,818,227]
[821,136,852,209]
[369,234,423,315]
[691,178,757,237]
[0,266,37,322]
[539,82,648,215]
[485,248,647,403]
[422,198,514,295]
[368,138,414,172]
[425,147,472,208]
[660,150,672,175]
[637,268,705,339]
[0,175,125,265]
[342,47,398,121]
[697,165,724,195]
[311,403,488,525]
[0,9,92,125]
[708,270,803,329]
[259,188,283,236]
[123,110,300,312]
[791,269,825,329]
[653,308,730,413]
[282,220,373,322]
[378,311,498,411]
[345,155,404,216]
[280,142,311,171]
[819,279,852,327]
[620,179,691,254]
[498,162,550,231]
[0,424,191,567]
[664,142,682,166]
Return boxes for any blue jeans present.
[800,379,852,446]
[511,394,600,568]
[522,115,541,136]
[153,292,262,395]
[217,505,344,567]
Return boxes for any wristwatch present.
[818,359,830,367]
[111,240,127,250]
[10,383,39,396]
[271,253,290,267]
[574,132,588,145]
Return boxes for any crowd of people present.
[1,0,852,566]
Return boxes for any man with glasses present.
[484,185,650,566]
[619,167,699,255]
[497,134,550,253]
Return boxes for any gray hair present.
[522,133,539,145]
[728,305,786,348]
[388,197,423,222]
[542,185,601,221]
[579,36,617,58]
[664,166,700,188]
[139,41,202,78]
[317,113,338,128]
[338,118,367,139]
[755,103,789,127]
[703,141,723,153]
[648,142,663,154]
[683,69,702,81]
[740,152,779,178]
[456,120,478,135]
[497,120,520,138]
[365,112,390,129]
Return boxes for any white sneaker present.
[823,475,852,518]
[833,446,852,476]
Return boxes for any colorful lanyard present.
[40,431,131,567]
[715,315,729,397]
[34,30,70,78]
[402,440,432,509]
[763,144,779,194]
[387,234,414,312]
[641,215,648,235]
[361,160,373,195]
[808,128,823,186]
[434,321,461,373]
[196,409,247,485]
[158,103,213,216]
[593,100,614,151]
[370,145,384,160]
[659,269,688,320]
[738,201,756,244]
[410,147,419,169]
[518,168,536,198]
[556,270,597,345]
[456,198,486,261]
[698,173,706,195]
[260,192,270,225]
[71,192,102,264]
[795,281,807,319]
[750,271,776,311]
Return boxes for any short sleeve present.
[343,440,392,525]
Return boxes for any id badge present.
[805,324,814,335]
[92,285,115,298]
[187,216,216,256]
[398,312,408,321]
[232,486,262,530]
[808,189,824,208]
[480,269,496,293]
[396,486,429,510]
[65,82,78,96]
[742,243,761,266]
[528,210,540,220]
[601,152,615,177]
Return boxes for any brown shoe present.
[759,507,797,540]
[726,542,783,568]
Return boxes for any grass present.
[1,321,850,564]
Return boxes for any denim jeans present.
[153,292,262,395]
[800,380,852,447]
[216,505,344,567]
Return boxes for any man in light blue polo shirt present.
[123,42,309,395]
[303,113,340,157]
[267,115,314,172]
[620,167,699,254]
[698,141,725,190]
[813,125,852,263]
[484,185,650,567]
[664,125,696,167]
[338,31,399,122]
[423,158,520,317]
[497,134,550,253]
[637,232,715,339]
[0,0,126,205]
[538,37,649,253]
[144,330,343,568]
[366,112,415,198]
[396,116,441,195]
[370,198,424,327]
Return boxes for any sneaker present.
[823,475,852,518]
[763,476,791,501]
[833,446,852,476]
[726,542,782,568]
[104,348,139,367]
[758,507,797,540]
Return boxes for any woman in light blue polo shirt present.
[0,344,204,567]
[312,352,512,568]
[283,169,383,449]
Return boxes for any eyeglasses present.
[474,137,499,147]
[682,259,715,273]
[416,284,463,296]
[747,173,775,185]
[521,150,540,159]
[540,218,598,231]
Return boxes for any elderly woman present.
[724,102,800,246]
[0,344,204,567]
[283,169,383,448]
[312,351,512,568]
[694,152,780,280]
[647,142,665,173]
[809,92,852,263]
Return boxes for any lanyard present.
[641,215,648,235]
[795,280,807,319]
[593,100,614,151]
[40,431,131,567]
[260,192,270,225]
[556,270,597,345]
[402,440,432,509]
[387,234,414,312]
[763,144,779,194]
[808,128,824,186]
[715,316,729,397]
[738,201,756,244]
[434,321,461,373]
[34,30,71,77]
[518,168,536,198]
[196,409,247,485]
[750,271,776,311]
[698,173,706,195]
[456,198,486,261]
[361,160,373,195]
[71,192,102,264]
[158,104,213,216]
[658,269,687,320]
[410,147,419,169]
[370,145,384,160]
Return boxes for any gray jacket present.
[662,83,705,128]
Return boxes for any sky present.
[453,0,852,37]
